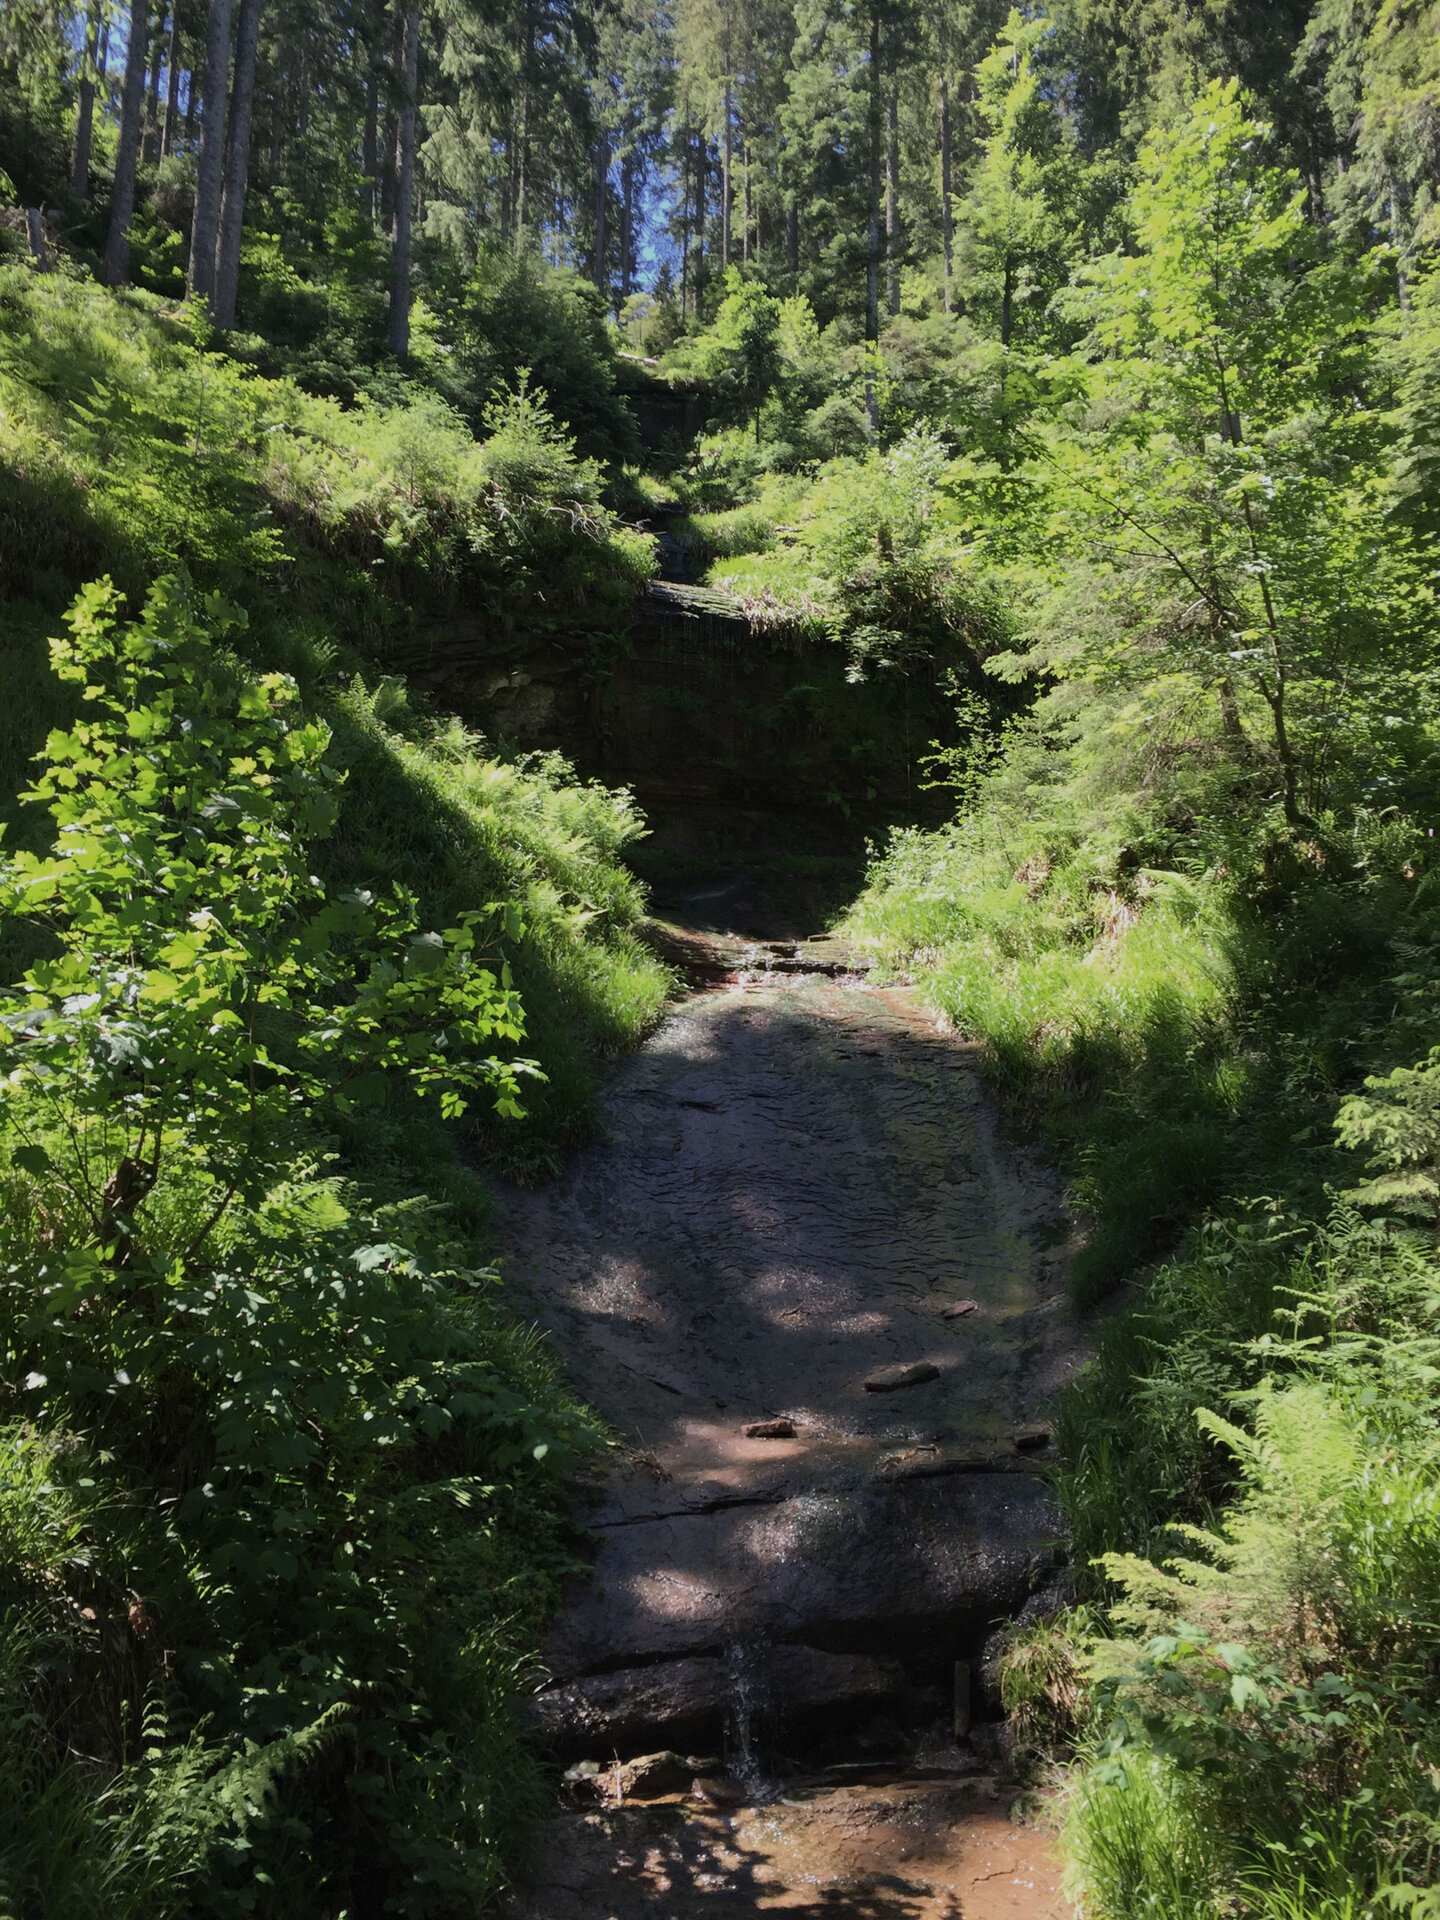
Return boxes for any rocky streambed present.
[496,920,1085,1916]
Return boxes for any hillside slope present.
[0,264,672,1914]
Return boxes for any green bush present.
[452,247,641,467]
[322,688,670,1168]
[0,575,650,1913]
[0,265,655,634]
[0,266,669,1170]
[1066,1253,1440,1911]
[668,502,776,564]
[712,429,1012,676]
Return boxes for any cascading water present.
[723,1641,776,1803]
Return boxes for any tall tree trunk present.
[161,7,182,155]
[502,121,515,241]
[71,2,103,198]
[694,130,707,299]
[679,127,691,317]
[362,64,378,223]
[514,105,528,234]
[187,0,233,299]
[864,3,881,431]
[210,0,262,327]
[515,0,533,237]
[742,142,750,261]
[620,149,634,299]
[381,105,397,231]
[939,71,953,314]
[102,0,152,285]
[593,127,608,286]
[25,208,49,268]
[721,82,732,268]
[144,9,166,162]
[387,1,419,354]
[787,196,798,272]
[268,62,282,174]
[865,4,880,345]
[295,49,309,138]
[885,78,900,315]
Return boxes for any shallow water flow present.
[497,920,1084,1915]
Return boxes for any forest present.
[0,0,1439,1911]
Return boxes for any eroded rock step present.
[539,1471,1059,1751]
[495,967,1084,1761]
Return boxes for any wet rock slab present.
[548,1472,1060,1678]
[640,918,876,984]
[494,972,1084,1746]
[864,1360,941,1392]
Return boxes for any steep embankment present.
[0,268,677,1912]
[0,265,669,1148]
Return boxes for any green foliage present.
[955,10,1086,354]
[1068,1306,1440,1911]
[5,0,1439,1907]
[998,1606,1099,1757]
[843,74,1440,1917]
[321,690,670,1165]
[714,427,1012,680]
[0,267,668,1163]
[0,578,604,1913]
[1,575,533,1258]
[1015,82,1428,835]
[672,268,783,437]
[1336,1050,1440,1226]
[618,289,683,358]
[453,248,642,466]
[0,265,654,634]
[668,501,776,563]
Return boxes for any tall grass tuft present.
[849,818,1242,1299]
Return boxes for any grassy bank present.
[0,259,669,1154]
[849,691,1440,1913]
[0,264,671,1914]
[842,88,1440,1920]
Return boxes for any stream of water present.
[497,897,1084,1917]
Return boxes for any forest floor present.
[494,869,1086,1916]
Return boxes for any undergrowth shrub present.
[0,266,670,1160]
[1064,1248,1440,1912]
[0,577,603,1913]
[0,265,655,633]
[978,1077,1440,1920]
[324,686,670,1169]
[668,503,776,564]
[711,429,1012,678]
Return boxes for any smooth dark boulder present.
[546,1472,1061,1681]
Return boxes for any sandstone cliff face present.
[389,583,967,836]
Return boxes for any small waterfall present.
[724,1641,777,1802]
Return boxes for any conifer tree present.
[210,0,262,324]
[188,0,232,300]
[101,0,151,281]
[388,0,421,352]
